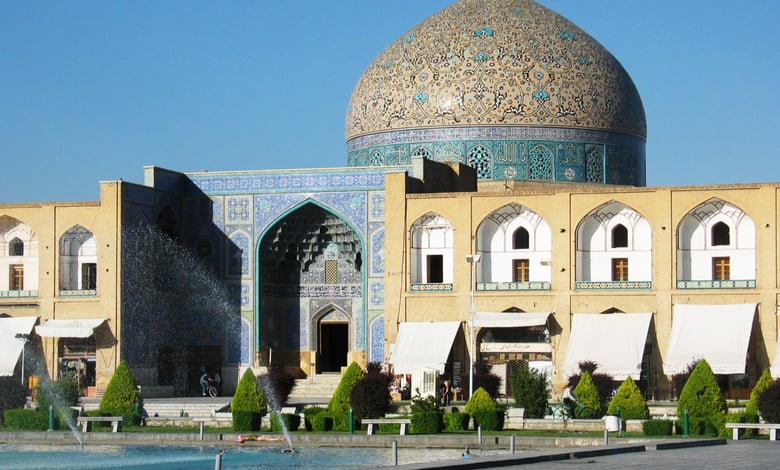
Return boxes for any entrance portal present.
[317,322,348,373]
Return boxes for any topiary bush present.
[472,409,504,431]
[464,387,498,416]
[642,419,673,436]
[671,360,699,399]
[271,411,301,432]
[303,406,328,431]
[0,376,28,426]
[721,411,759,438]
[573,371,601,418]
[232,368,265,432]
[443,412,470,432]
[757,379,780,423]
[677,359,727,421]
[328,362,365,416]
[746,370,774,417]
[410,411,443,434]
[567,361,616,413]
[37,375,80,412]
[350,362,393,420]
[3,409,55,430]
[607,377,649,419]
[509,361,548,418]
[98,361,142,423]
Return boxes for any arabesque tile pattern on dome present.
[346,0,646,186]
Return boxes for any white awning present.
[473,312,550,328]
[663,303,756,376]
[0,316,38,376]
[35,319,106,338]
[389,321,461,376]
[771,335,780,379]
[562,313,653,380]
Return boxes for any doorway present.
[317,322,348,373]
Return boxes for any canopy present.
[771,335,780,379]
[0,316,38,376]
[663,303,756,376]
[389,321,460,375]
[35,319,105,338]
[561,313,653,380]
[473,311,550,328]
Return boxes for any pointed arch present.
[59,225,98,292]
[410,212,454,285]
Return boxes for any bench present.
[362,418,412,435]
[77,416,123,433]
[725,422,780,441]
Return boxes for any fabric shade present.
[663,303,756,376]
[771,335,780,379]
[561,313,653,380]
[389,321,461,375]
[35,319,105,338]
[0,316,38,376]
[473,311,550,328]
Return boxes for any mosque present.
[1,0,779,402]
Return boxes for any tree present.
[757,379,780,423]
[746,369,774,417]
[508,361,548,418]
[572,370,601,418]
[232,368,265,432]
[350,363,393,420]
[677,359,726,419]
[327,362,365,415]
[607,377,649,419]
[567,361,616,412]
[99,360,142,418]
[0,377,26,426]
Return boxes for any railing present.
[575,281,652,290]
[59,289,97,297]
[410,283,453,292]
[676,279,755,289]
[0,290,38,298]
[477,281,551,291]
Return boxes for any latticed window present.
[529,145,553,180]
[611,224,628,248]
[9,238,23,256]
[81,263,97,290]
[513,227,529,249]
[713,257,730,280]
[712,222,730,246]
[513,259,530,282]
[467,145,492,178]
[585,145,603,183]
[611,258,628,281]
[369,150,384,166]
[412,147,432,160]
[10,265,23,290]
[325,259,339,284]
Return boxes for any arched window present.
[611,224,628,248]
[9,237,23,256]
[712,222,730,246]
[513,227,530,249]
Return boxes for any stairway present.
[287,373,342,405]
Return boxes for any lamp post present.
[15,333,29,387]
[466,254,481,399]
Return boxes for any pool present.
[0,443,500,469]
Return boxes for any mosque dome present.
[346,0,646,186]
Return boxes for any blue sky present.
[1,1,778,203]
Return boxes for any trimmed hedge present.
[232,368,265,432]
[98,360,142,422]
[303,406,328,431]
[411,411,443,434]
[757,379,780,423]
[472,409,504,431]
[677,360,726,419]
[722,411,759,438]
[746,370,774,417]
[607,377,649,420]
[3,409,58,431]
[271,412,301,432]
[642,419,673,436]
[328,362,365,416]
[232,410,262,432]
[573,371,601,418]
[443,412,470,432]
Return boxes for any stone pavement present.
[395,440,779,469]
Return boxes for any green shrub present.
[327,362,365,415]
[573,371,601,418]
[329,411,357,432]
[350,363,393,420]
[567,361,617,412]
[757,379,780,423]
[0,376,27,426]
[721,411,759,438]
[677,360,726,420]
[607,377,649,419]
[271,412,301,432]
[472,409,504,431]
[464,387,498,416]
[98,361,142,422]
[410,411,443,434]
[37,375,80,412]
[642,419,673,436]
[443,412,470,431]
[3,409,56,430]
[311,413,333,432]
[232,368,265,432]
[509,361,548,418]
[303,406,327,431]
[746,370,775,417]
[411,394,441,413]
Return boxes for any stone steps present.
[143,401,230,418]
[288,373,342,402]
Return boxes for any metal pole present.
[392,440,398,466]
[466,254,480,399]
[510,434,515,454]
[214,451,224,470]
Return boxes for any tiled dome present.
[346,0,647,186]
